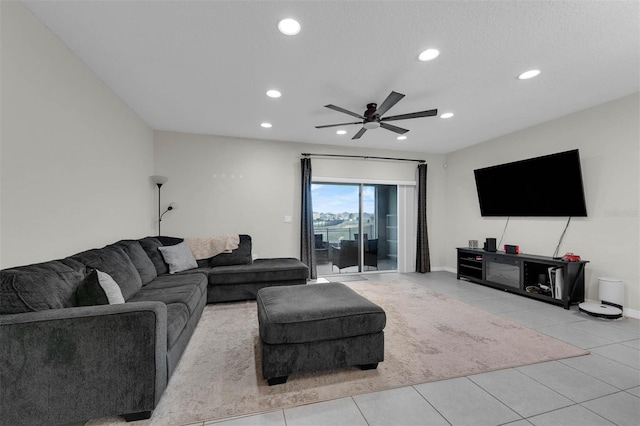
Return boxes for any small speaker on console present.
[484,238,497,252]
[504,244,520,254]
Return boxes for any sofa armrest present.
[0,302,168,425]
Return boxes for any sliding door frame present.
[312,176,416,274]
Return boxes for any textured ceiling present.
[23,1,640,154]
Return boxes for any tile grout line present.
[349,396,370,426]
[465,371,543,421]
[411,384,453,426]
[577,397,626,426]
[557,353,639,391]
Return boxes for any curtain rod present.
[301,153,425,163]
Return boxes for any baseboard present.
[430,266,456,274]
[624,307,640,320]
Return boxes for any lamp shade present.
[151,175,168,185]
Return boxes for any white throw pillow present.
[97,270,126,304]
[77,269,125,305]
[158,242,198,274]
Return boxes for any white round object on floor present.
[578,301,623,319]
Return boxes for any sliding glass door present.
[312,182,397,275]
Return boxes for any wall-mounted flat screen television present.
[474,149,587,217]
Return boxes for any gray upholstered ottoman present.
[257,282,386,385]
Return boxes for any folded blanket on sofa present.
[184,235,240,260]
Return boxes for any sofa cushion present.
[138,237,168,275]
[139,272,207,292]
[158,242,198,274]
[69,246,142,301]
[166,303,189,349]
[0,258,88,314]
[129,273,207,315]
[209,234,253,267]
[111,240,157,285]
[76,269,125,306]
[206,258,309,286]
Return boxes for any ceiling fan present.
[315,91,438,140]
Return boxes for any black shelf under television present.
[457,250,484,281]
[456,248,588,309]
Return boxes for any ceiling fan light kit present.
[316,91,438,140]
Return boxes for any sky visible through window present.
[312,184,374,214]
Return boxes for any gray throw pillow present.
[77,269,125,306]
[158,242,198,274]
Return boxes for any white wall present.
[154,131,447,266]
[444,93,640,314]
[0,1,155,268]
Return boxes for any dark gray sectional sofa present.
[0,234,308,425]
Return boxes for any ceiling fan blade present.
[315,121,363,129]
[352,127,367,139]
[325,104,364,119]
[381,109,438,122]
[380,122,409,134]
[375,91,405,117]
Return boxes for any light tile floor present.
[200,271,639,426]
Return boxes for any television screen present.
[474,150,587,217]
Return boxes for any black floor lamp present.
[160,202,178,234]
[152,175,176,236]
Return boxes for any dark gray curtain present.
[300,158,317,279]
[416,163,431,273]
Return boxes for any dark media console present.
[457,248,588,309]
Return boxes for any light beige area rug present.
[90,279,588,425]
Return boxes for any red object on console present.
[504,244,520,254]
[562,252,581,261]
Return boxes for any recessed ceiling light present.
[397,136,407,140]
[336,130,347,135]
[261,122,272,128]
[440,112,454,119]
[278,18,301,35]
[418,48,440,61]
[518,69,541,80]
[266,89,281,98]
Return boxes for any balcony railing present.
[313,224,376,245]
